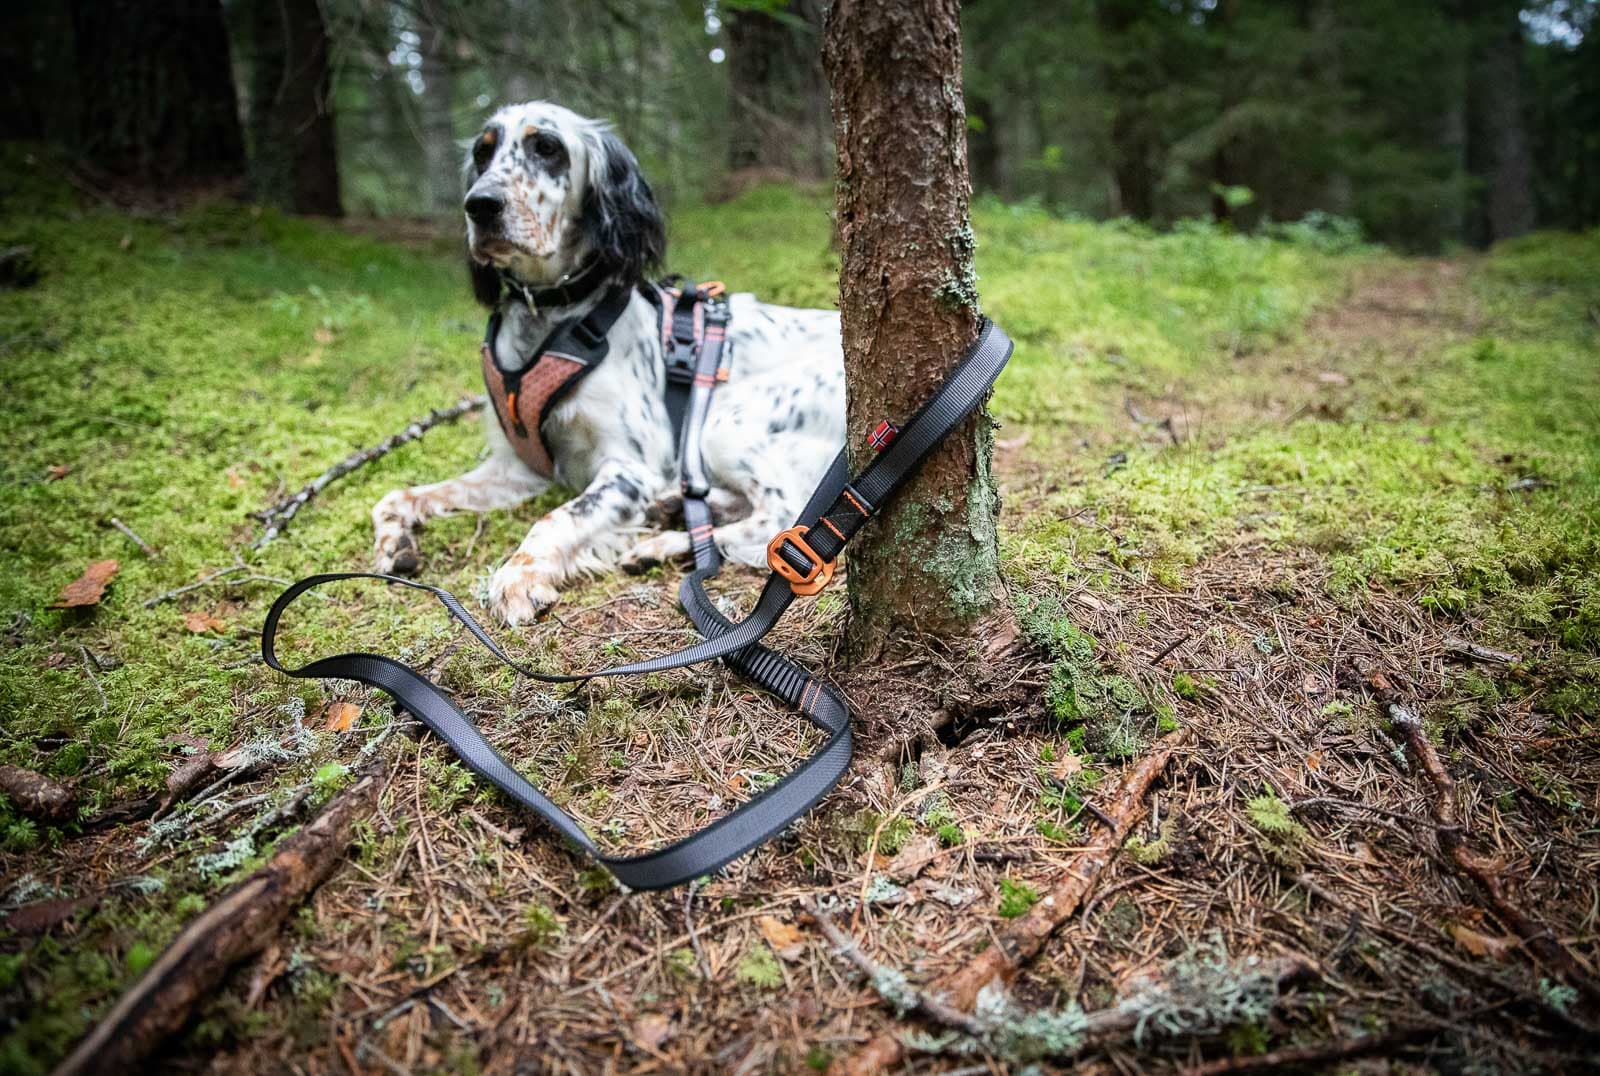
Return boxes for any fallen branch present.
[52,757,390,1076]
[0,764,76,823]
[252,394,486,548]
[835,729,1192,1075]
[1441,635,1518,666]
[1390,704,1600,1009]
[802,897,987,1038]
[1182,1025,1436,1074]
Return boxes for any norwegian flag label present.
[868,419,900,452]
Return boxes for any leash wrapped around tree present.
[262,320,1013,890]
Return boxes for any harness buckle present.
[766,526,834,597]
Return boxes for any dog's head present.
[463,102,666,306]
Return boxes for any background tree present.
[725,0,831,180]
[240,0,342,215]
[66,0,246,184]
[823,0,1003,662]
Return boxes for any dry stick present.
[1181,1026,1437,1075]
[142,565,246,608]
[51,758,390,1076]
[1441,635,1519,666]
[801,897,988,1038]
[108,517,158,558]
[251,394,486,548]
[1390,703,1600,1010]
[836,730,1193,1076]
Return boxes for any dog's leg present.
[487,460,652,625]
[372,453,547,575]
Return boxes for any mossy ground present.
[2,150,1598,1071]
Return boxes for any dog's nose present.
[464,192,504,224]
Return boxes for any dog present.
[371,102,846,626]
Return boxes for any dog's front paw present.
[374,530,422,576]
[620,532,693,575]
[488,556,560,626]
[372,489,423,576]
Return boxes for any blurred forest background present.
[2,0,1596,252]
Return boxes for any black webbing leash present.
[261,319,1013,890]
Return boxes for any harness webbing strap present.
[261,318,1012,890]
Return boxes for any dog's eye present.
[527,131,563,159]
[472,136,496,172]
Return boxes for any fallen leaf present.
[322,701,361,733]
[885,833,940,883]
[633,1013,673,1051]
[182,609,227,634]
[1052,751,1085,780]
[45,464,70,481]
[756,915,806,960]
[6,896,92,934]
[1305,750,1324,771]
[51,560,119,608]
[245,944,285,1008]
[1450,923,1515,960]
[910,878,977,907]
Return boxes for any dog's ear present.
[468,251,501,307]
[581,129,666,282]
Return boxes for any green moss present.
[735,945,783,989]
[998,878,1040,919]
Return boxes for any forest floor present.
[2,153,1599,1073]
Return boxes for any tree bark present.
[244,0,341,216]
[417,1,460,217]
[728,0,832,179]
[823,0,1001,660]
[67,0,246,183]
[1464,0,1534,244]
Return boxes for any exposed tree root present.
[51,757,390,1076]
[251,394,485,547]
[1390,703,1600,1011]
[834,729,1192,1075]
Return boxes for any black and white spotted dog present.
[371,102,845,625]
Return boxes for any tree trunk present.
[1464,0,1534,244]
[67,0,246,183]
[1095,0,1156,220]
[823,0,1002,661]
[728,0,832,179]
[244,0,341,216]
[417,1,459,217]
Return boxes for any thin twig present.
[108,517,158,557]
[252,394,486,548]
[142,566,247,608]
[1390,703,1600,1008]
[800,896,988,1038]
[1151,632,1192,665]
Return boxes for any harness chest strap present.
[265,319,1013,891]
[481,284,634,479]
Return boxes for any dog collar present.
[499,257,612,313]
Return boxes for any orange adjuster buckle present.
[766,526,834,596]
